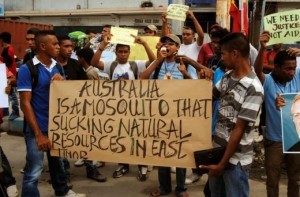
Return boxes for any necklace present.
[163,61,177,80]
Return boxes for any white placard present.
[0,63,9,108]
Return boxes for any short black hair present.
[116,44,130,51]
[183,26,195,34]
[0,32,11,44]
[57,35,71,45]
[35,30,56,46]
[27,27,40,35]
[210,28,230,40]
[219,32,250,58]
[85,29,96,35]
[274,50,296,68]
[76,47,94,64]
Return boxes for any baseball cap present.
[144,24,158,33]
[160,34,181,45]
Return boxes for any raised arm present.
[254,31,270,84]
[161,12,170,36]
[186,10,204,46]
[139,47,166,79]
[134,35,156,67]
[90,36,108,70]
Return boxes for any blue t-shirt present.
[264,68,300,142]
[212,67,225,135]
[17,57,64,134]
[150,61,198,79]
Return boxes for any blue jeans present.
[9,88,19,116]
[209,162,249,197]
[158,167,186,196]
[21,133,69,197]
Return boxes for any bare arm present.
[254,31,269,84]
[90,36,109,70]
[161,12,170,36]
[187,10,204,46]
[200,118,248,175]
[139,48,166,79]
[134,36,156,67]
[287,47,300,57]
[177,55,214,80]
[20,91,51,151]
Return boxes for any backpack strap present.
[109,61,118,79]
[25,59,39,89]
[153,60,164,79]
[153,60,186,79]
[55,63,64,77]
[128,61,138,79]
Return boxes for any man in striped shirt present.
[200,32,264,197]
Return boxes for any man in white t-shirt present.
[90,35,155,180]
[161,10,204,62]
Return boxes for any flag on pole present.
[229,0,248,36]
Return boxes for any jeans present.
[265,139,300,197]
[158,167,186,196]
[21,133,69,197]
[9,88,19,116]
[209,162,249,197]
[0,146,16,187]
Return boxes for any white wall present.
[4,0,168,11]
[26,15,162,27]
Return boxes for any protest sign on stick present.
[0,63,9,108]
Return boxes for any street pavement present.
[0,131,288,197]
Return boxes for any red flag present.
[229,0,248,36]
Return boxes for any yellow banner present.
[129,36,159,60]
[110,27,138,46]
[49,80,212,168]
[166,4,189,22]
[264,9,300,46]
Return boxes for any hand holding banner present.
[166,4,189,22]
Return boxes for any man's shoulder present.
[67,58,80,65]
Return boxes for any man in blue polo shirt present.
[255,31,300,197]
[17,30,85,197]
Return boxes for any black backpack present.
[25,59,64,89]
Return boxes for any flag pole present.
[239,0,244,32]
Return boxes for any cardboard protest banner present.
[281,93,300,153]
[129,36,159,61]
[0,63,9,108]
[110,27,138,46]
[264,9,300,46]
[49,80,212,168]
[166,4,189,22]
